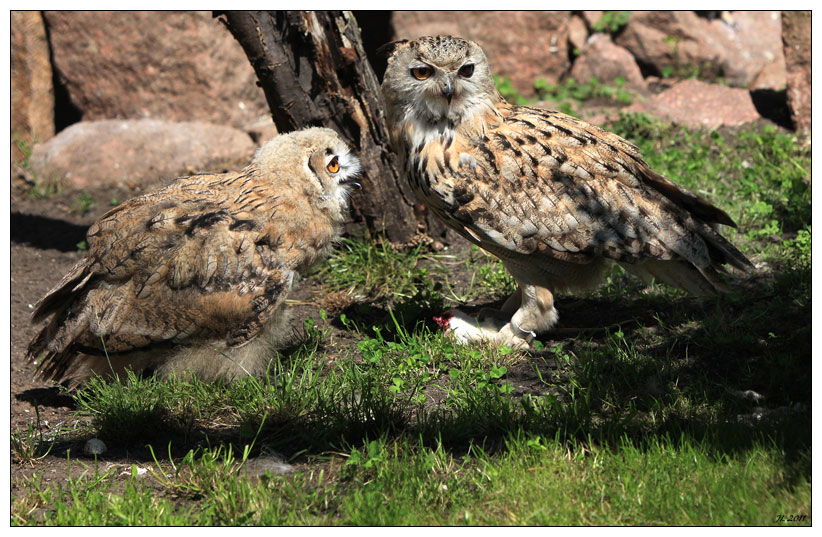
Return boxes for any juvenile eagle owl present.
[27,127,361,386]
[381,35,752,348]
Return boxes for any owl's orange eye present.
[326,156,340,174]
[411,66,432,80]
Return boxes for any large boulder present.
[11,11,54,166]
[781,11,811,132]
[391,11,573,96]
[42,11,269,129]
[614,11,785,90]
[625,79,761,129]
[29,119,256,189]
[569,33,647,92]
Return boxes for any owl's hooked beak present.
[441,80,455,104]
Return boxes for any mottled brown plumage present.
[27,127,360,386]
[382,35,752,348]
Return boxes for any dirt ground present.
[10,178,126,490]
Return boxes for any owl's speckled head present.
[405,35,473,68]
[253,127,361,221]
[381,35,498,125]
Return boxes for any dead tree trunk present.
[218,10,440,244]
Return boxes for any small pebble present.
[84,438,107,456]
[119,466,148,477]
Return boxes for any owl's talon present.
[496,323,534,350]
[511,320,537,340]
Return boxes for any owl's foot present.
[496,321,536,350]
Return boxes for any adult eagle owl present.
[381,35,752,348]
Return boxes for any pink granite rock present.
[43,11,268,129]
[569,33,647,92]
[29,119,256,189]
[11,11,54,165]
[781,11,811,132]
[625,79,761,129]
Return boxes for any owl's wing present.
[27,173,290,380]
[437,105,750,272]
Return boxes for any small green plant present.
[783,227,811,268]
[494,73,635,115]
[462,245,517,299]
[343,438,389,478]
[475,259,515,296]
[28,177,65,199]
[11,405,53,464]
[534,76,634,113]
[593,11,631,34]
[71,192,96,215]
[301,309,331,350]
[12,132,34,170]
[494,74,536,106]
[13,131,68,198]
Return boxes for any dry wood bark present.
[219,10,445,244]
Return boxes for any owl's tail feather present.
[621,259,724,295]
[642,168,738,228]
[28,310,167,387]
[657,211,755,295]
[26,257,98,384]
[699,223,756,274]
[26,302,96,384]
[31,258,94,323]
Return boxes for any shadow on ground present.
[11,212,89,252]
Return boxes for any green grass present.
[10,405,53,465]
[313,236,445,301]
[12,118,810,526]
[495,74,635,116]
[660,35,725,83]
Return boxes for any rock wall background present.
[10,10,810,191]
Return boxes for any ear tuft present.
[376,39,409,64]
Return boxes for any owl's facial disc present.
[420,59,483,122]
